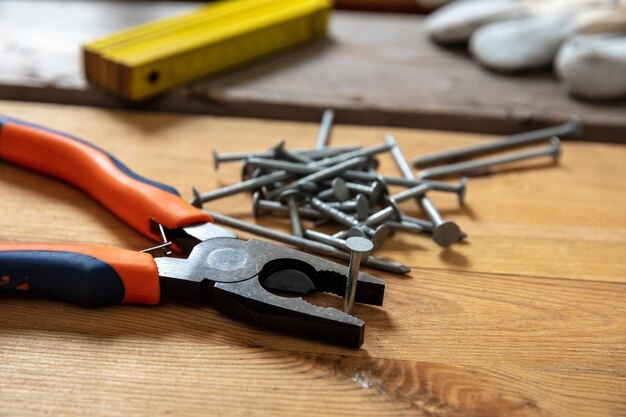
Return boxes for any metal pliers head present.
[155,231,385,348]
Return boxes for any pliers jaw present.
[155,233,385,347]
[213,278,367,347]
[165,222,237,254]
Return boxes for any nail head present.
[346,236,374,254]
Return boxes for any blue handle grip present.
[0,251,125,307]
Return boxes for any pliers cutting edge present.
[0,117,385,347]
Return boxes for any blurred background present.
[1,0,624,141]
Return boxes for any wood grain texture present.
[0,100,624,417]
[1,1,625,142]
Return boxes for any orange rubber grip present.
[0,118,212,241]
[0,243,160,305]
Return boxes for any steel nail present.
[278,189,305,238]
[300,181,322,194]
[402,215,435,232]
[309,142,393,168]
[362,198,403,227]
[385,220,424,233]
[317,177,351,202]
[241,160,265,181]
[390,184,431,202]
[315,109,335,149]
[190,186,203,208]
[304,229,349,252]
[273,139,315,164]
[212,139,281,170]
[252,192,323,219]
[385,134,463,247]
[205,210,410,274]
[370,224,391,250]
[419,137,562,179]
[157,223,173,256]
[419,197,462,247]
[335,225,389,251]
[311,197,377,236]
[266,157,367,199]
[213,145,362,168]
[346,179,388,204]
[333,227,366,240]
[328,194,370,220]
[197,170,292,203]
[344,237,374,313]
[412,121,578,168]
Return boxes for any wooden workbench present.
[1,0,625,142]
[0,100,624,417]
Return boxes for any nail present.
[190,186,203,208]
[346,178,388,204]
[300,181,321,194]
[196,170,292,203]
[385,220,424,233]
[252,192,323,219]
[213,145,361,168]
[362,198,403,226]
[278,189,305,238]
[332,227,366,239]
[386,135,414,178]
[333,224,389,251]
[311,197,377,236]
[344,237,374,313]
[241,160,264,181]
[273,139,315,164]
[304,229,349,252]
[315,109,335,149]
[394,183,432,201]
[309,142,393,168]
[419,137,562,179]
[328,194,370,220]
[402,215,435,232]
[412,121,578,168]
[266,157,367,199]
[158,223,173,256]
[419,197,462,247]
[385,134,464,247]
[370,224,391,250]
[317,177,351,202]
[205,210,410,274]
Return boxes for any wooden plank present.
[0,1,625,142]
[0,100,624,417]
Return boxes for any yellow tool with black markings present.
[83,0,332,101]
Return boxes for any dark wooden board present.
[1,0,625,142]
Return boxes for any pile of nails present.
[192,109,577,275]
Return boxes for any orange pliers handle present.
[0,117,212,306]
[0,117,211,242]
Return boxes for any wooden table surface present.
[0,100,624,417]
[1,0,625,142]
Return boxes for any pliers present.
[0,117,385,348]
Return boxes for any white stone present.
[574,6,626,34]
[470,13,576,72]
[556,34,626,100]
[425,0,528,45]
